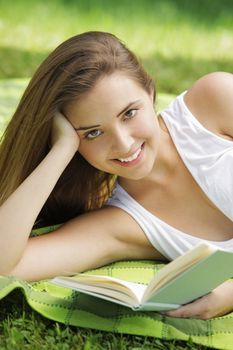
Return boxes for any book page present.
[52,275,147,305]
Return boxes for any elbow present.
[0,267,16,278]
[0,265,28,282]
[0,259,42,283]
[0,257,23,279]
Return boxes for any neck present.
[150,115,179,184]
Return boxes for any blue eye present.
[124,109,137,119]
[85,129,102,140]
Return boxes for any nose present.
[111,126,134,156]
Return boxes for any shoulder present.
[184,72,233,138]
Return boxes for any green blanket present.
[0,226,233,350]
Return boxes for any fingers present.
[162,295,211,319]
[51,110,80,150]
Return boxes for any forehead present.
[87,73,143,102]
[65,73,147,121]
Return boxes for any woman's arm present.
[9,205,156,282]
[0,113,79,274]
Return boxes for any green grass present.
[0,290,209,350]
[0,0,232,94]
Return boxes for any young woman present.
[0,31,233,320]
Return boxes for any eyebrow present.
[74,124,100,131]
[74,100,140,131]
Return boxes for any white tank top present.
[106,92,233,260]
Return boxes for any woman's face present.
[65,72,161,181]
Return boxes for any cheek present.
[140,113,159,137]
[78,142,105,164]
[77,143,92,161]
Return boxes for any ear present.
[149,87,155,103]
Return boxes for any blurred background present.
[0,0,232,125]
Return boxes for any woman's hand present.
[51,111,80,152]
[162,280,233,320]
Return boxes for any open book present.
[50,243,233,311]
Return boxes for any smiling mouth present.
[112,143,145,166]
[117,146,142,162]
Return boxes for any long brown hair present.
[0,31,155,227]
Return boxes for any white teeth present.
[118,147,141,162]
